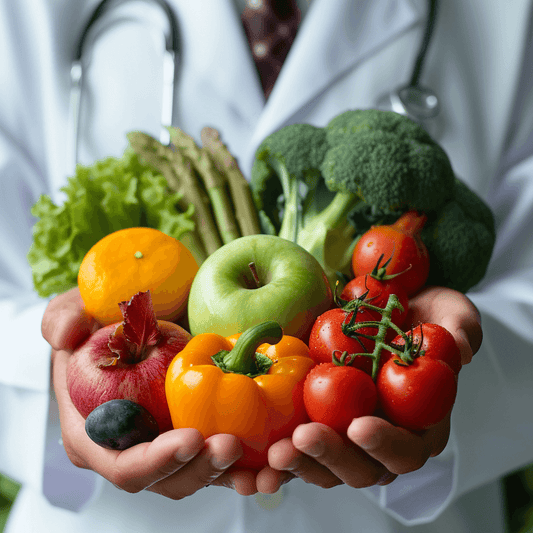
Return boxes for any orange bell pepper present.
[165,321,314,469]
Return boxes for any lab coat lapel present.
[249,0,422,148]
[174,0,264,129]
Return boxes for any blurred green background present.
[1,468,533,531]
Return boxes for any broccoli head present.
[321,109,456,212]
[422,178,496,293]
[249,108,495,293]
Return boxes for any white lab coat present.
[1,0,532,531]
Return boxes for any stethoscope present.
[68,0,180,173]
[69,0,439,170]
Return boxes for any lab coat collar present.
[252,0,421,145]
[191,0,421,152]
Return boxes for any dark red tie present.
[241,0,301,99]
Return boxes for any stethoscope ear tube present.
[68,0,180,174]
[376,0,440,136]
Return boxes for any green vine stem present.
[340,294,413,380]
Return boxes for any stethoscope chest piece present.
[376,0,441,138]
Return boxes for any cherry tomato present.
[308,307,380,375]
[304,363,377,434]
[341,274,409,329]
[352,211,430,296]
[377,356,457,431]
[383,323,462,374]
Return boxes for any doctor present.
[1,0,533,532]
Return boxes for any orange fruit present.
[78,227,198,325]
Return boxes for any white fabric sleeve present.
[0,132,54,489]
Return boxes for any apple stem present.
[248,262,262,288]
[219,321,282,376]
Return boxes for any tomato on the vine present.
[303,362,377,434]
[376,355,457,431]
[352,210,430,296]
[308,307,380,375]
[340,273,409,329]
[383,323,462,374]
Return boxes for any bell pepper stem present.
[222,321,283,375]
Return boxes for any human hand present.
[257,286,483,493]
[43,288,258,498]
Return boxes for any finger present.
[271,423,391,489]
[148,434,244,500]
[347,416,446,475]
[108,429,205,493]
[255,465,295,494]
[212,468,260,496]
[268,436,342,489]
[407,286,483,364]
[43,287,99,351]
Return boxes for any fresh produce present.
[340,262,409,329]
[377,354,457,432]
[28,126,262,298]
[129,126,261,253]
[306,291,461,432]
[165,321,315,469]
[308,306,378,375]
[351,210,430,296]
[85,399,160,450]
[250,109,495,293]
[382,323,462,375]
[376,324,461,431]
[27,147,202,297]
[78,227,198,325]
[187,234,333,340]
[303,358,377,434]
[68,291,191,433]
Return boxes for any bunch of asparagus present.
[128,127,261,264]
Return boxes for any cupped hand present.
[43,288,258,498]
[258,285,482,494]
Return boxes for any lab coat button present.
[254,487,284,510]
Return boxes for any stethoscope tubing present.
[68,0,180,174]
[68,0,438,174]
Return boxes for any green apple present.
[187,235,333,340]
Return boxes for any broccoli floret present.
[250,124,328,241]
[422,178,496,293]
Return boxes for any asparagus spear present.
[201,127,262,237]
[167,126,241,245]
[127,131,222,257]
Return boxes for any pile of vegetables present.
[304,211,462,433]
[28,126,261,298]
[28,108,499,466]
[251,108,495,293]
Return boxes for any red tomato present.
[377,356,457,431]
[340,274,409,329]
[308,307,380,375]
[384,323,462,374]
[352,211,430,296]
[304,363,377,434]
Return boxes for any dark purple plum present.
[85,399,160,450]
